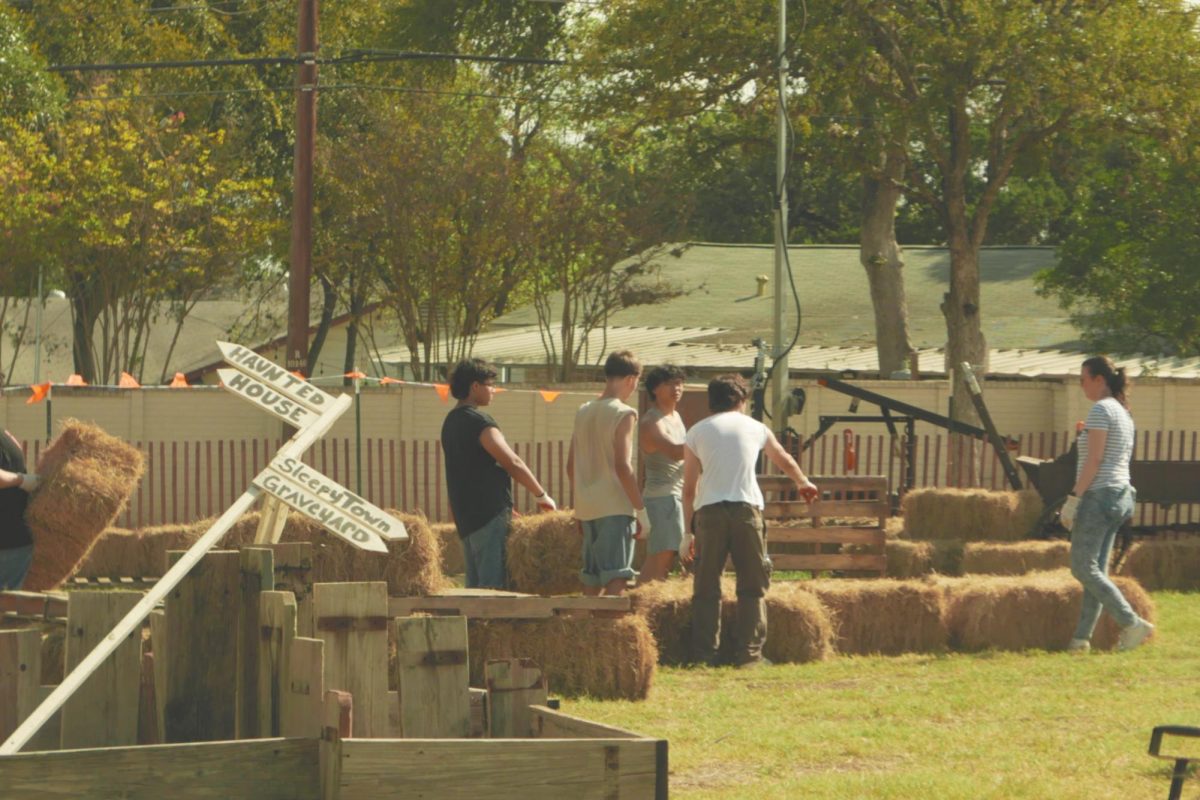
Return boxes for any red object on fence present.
[843,429,857,472]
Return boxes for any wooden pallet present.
[388,588,631,620]
[759,475,888,575]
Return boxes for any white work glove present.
[635,506,652,540]
[19,473,39,493]
[535,492,557,512]
[1060,495,1080,531]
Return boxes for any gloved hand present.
[1060,494,1080,531]
[535,492,557,512]
[19,473,39,493]
[635,506,652,540]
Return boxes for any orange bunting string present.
[434,383,451,402]
[290,370,306,380]
[380,376,403,385]
[169,373,189,388]
[539,390,561,403]
[26,382,50,405]
[344,370,367,380]
[65,374,87,386]
[118,372,140,389]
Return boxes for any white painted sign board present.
[217,368,321,427]
[217,340,334,411]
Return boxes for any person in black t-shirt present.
[0,430,40,590]
[441,359,556,589]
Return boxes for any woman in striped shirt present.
[1063,355,1155,653]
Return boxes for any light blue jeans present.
[644,494,685,555]
[462,508,512,590]
[1070,484,1138,640]
[579,515,636,587]
[0,544,33,590]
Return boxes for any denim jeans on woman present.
[1070,484,1137,640]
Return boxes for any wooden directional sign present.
[217,369,321,427]
[217,341,334,411]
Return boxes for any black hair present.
[449,358,497,400]
[644,364,687,398]
[707,374,749,412]
[1081,355,1130,408]
[604,350,642,378]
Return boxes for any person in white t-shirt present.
[682,374,817,667]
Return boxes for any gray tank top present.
[642,408,685,498]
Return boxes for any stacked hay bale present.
[505,511,581,595]
[72,523,199,578]
[806,579,947,655]
[961,541,1071,576]
[900,487,1042,541]
[1118,539,1200,591]
[429,523,464,577]
[24,421,145,590]
[882,538,965,578]
[940,570,1155,651]
[467,615,657,701]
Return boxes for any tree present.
[1038,135,1200,356]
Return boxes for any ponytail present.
[1081,355,1129,408]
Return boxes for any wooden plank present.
[138,652,158,745]
[255,495,290,544]
[164,550,240,743]
[470,687,487,739]
[258,590,297,737]
[0,738,320,799]
[0,591,68,619]
[314,582,388,738]
[486,658,547,739]
[336,738,662,800]
[61,590,141,748]
[766,526,885,547]
[26,685,61,752]
[768,553,888,573]
[529,705,643,740]
[387,595,631,620]
[762,500,888,521]
[393,615,471,738]
[271,542,314,638]
[237,547,275,739]
[281,636,324,738]
[148,609,168,739]
[759,474,887,494]
[0,629,41,741]
[319,693,346,800]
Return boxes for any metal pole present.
[33,265,42,386]
[287,0,317,375]
[769,0,789,432]
[354,375,362,495]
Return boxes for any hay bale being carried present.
[24,421,145,591]
[962,541,1071,576]
[940,570,1156,652]
[900,488,1042,542]
[506,511,582,595]
[467,615,657,701]
[1118,539,1200,591]
[430,523,464,576]
[807,578,948,655]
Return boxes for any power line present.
[48,55,299,73]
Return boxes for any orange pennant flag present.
[290,370,306,380]
[539,390,561,403]
[380,376,403,385]
[169,372,189,388]
[344,370,367,380]
[65,374,87,386]
[26,382,51,405]
[434,383,451,403]
[118,371,140,389]
[494,387,507,393]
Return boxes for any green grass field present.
[570,592,1200,799]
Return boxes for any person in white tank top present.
[567,351,651,596]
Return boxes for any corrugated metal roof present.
[379,325,1200,380]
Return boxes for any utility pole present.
[769,0,790,431]
[287,0,317,375]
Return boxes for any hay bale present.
[807,579,947,655]
[940,570,1156,652]
[1118,539,1200,591]
[629,578,833,665]
[70,523,199,579]
[962,541,1071,576]
[885,540,933,578]
[900,488,1042,542]
[430,523,464,576]
[506,511,582,595]
[467,615,657,701]
[23,421,145,591]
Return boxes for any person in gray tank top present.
[639,365,688,583]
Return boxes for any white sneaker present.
[1066,638,1091,654]
[1117,619,1155,652]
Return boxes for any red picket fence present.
[16,428,1200,529]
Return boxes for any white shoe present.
[1117,619,1154,652]
[1066,638,1090,654]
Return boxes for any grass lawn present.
[569,592,1200,799]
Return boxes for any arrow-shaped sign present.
[217,368,322,427]
[216,340,334,411]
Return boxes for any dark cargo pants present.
[690,501,771,665]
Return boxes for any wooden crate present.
[759,475,888,575]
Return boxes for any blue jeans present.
[579,515,636,587]
[462,508,511,590]
[0,544,33,590]
[1070,484,1138,639]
